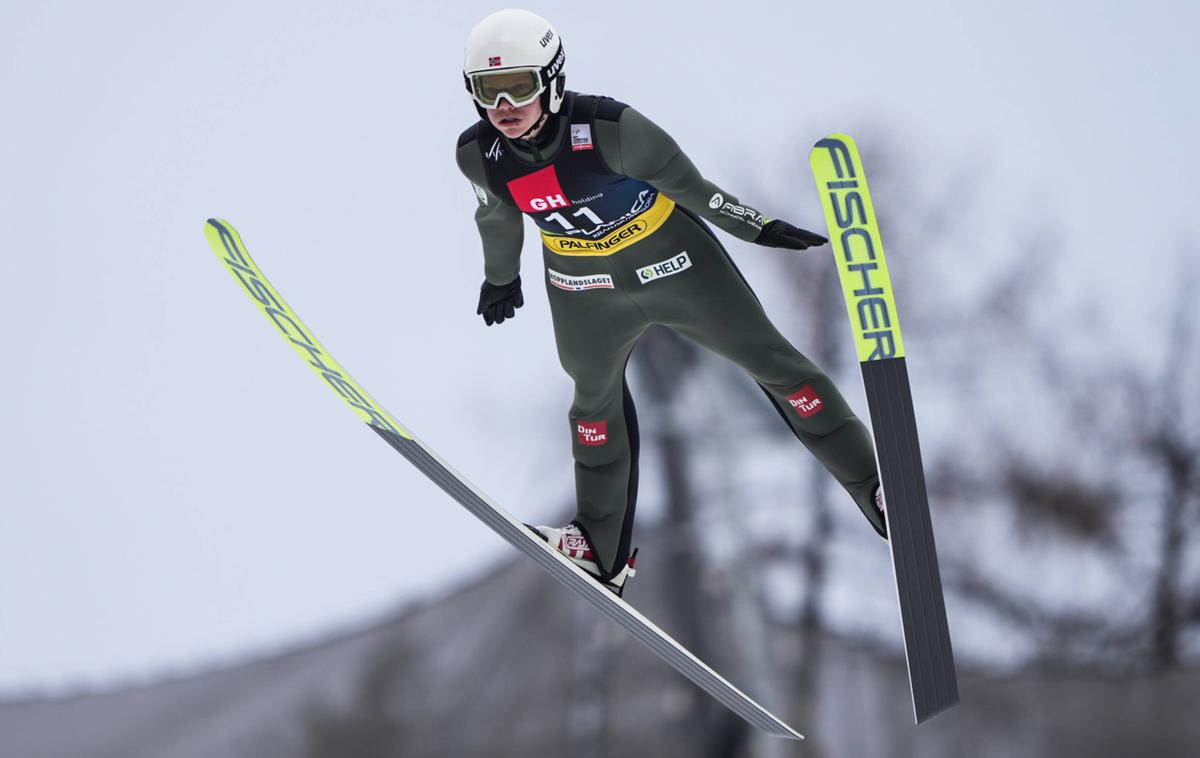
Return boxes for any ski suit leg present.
[620,209,883,533]
[542,251,649,576]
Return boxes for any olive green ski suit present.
[456,93,881,579]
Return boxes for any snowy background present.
[1,0,1197,716]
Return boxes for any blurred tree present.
[752,127,1199,676]
[1131,267,1199,669]
[936,256,1198,671]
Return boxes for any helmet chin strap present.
[515,110,549,141]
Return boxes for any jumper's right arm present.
[455,133,525,286]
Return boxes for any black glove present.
[755,219,828,250]
[477,276,524,326]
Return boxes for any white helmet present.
[463,9,566,117]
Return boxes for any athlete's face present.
[487,97,544,139]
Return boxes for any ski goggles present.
[467,68,545,109]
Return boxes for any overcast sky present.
[1,0,1195,693]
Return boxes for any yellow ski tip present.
[203,217,414,440]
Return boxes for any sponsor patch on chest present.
[507,165,571,213]
[636,252,693,284]
[548,268,614,291]
[570,123,594,151]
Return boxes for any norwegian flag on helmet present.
[488,56,502,67]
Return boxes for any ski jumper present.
[456,93,882,579]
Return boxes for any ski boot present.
[527,522,638,598]
[868,484,890,539]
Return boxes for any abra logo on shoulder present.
[570,123,593,151]
[708,192,765,229]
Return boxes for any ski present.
[202,218,804,741]
[808,135,960,722]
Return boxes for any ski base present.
[863,357,958,721]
